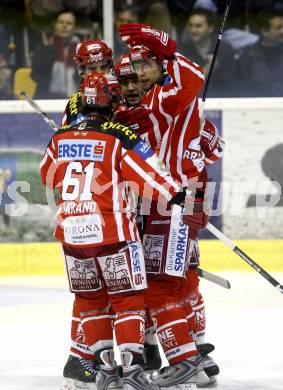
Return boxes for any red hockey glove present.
[183,197,209,232]
[119,23,176,61]
[113,105,153,136]
[200,118,225,160]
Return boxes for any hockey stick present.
[20,91,59,131]
[206,222,283,294]
[197,267,231,289]
[199,0,233,117]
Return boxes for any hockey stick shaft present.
[20,91,59,131]
[199,0,233,116]
[206,222,283,294]
[197,267,231,289]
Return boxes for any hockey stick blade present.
[20,91,59,131]
[197,267,231,289]
[206,222,283,294]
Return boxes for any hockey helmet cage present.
[74,39,113,68]
[80,72,121,109]
[115,54,137,79]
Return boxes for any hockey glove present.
[168,188,187,206]
[119,23,176,61]
[200,118,225,161]
[113,105,153,136]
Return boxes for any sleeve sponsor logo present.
[69,92,81,115]
[133,140,154,160]
[70,113,86,126]
[101,121,138,141]
[58,139,106,161]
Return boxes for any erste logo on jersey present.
[58,139,106,161]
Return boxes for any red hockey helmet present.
[115,54,137,79]
[80,71,121,109]
[130,45,159,64]
[74,39,113,75]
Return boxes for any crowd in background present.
[0,0,283,99]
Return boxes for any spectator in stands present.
[31,10,80,98]
[179,7,238,97]
[167,0,217,36]
[144,1,175,36]
[0,54,13,100]
[114,4,141,59]
[236,10,283,97]
[25,0,99,40]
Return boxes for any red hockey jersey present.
[40,119,181,247]
[138,53,207,184]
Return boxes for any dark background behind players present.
[0,0,283,98]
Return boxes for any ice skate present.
[60,355,98,390]
[196,343,219,388]
[95,349,123,390]
[142,343,162,371]
[153,355,201,389]
[122,351,160,390]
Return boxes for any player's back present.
[41,118,141,247]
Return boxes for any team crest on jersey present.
[58,139,106,161]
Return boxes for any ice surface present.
[0,273,282,389]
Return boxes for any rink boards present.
[0,98,283,276]
[0,239,282,275]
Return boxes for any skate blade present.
[107,382,123,389]
[160,384,197,390]
[60,378,97,390]
[197,374,218,388]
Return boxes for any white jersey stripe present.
[124,155,173,201]
[178,58,205,80]
[145,154,180,191]
[47,147,56,163]
[173,58,181,88]
[149,112,161,146]
[39,151,48,169]
[177,98,196,186]
[112,138,125,241]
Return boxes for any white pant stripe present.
[157,319,187,333]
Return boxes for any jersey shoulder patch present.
[100,121,140,149]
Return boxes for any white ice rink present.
[1,272,283,390]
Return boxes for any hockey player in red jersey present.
[115,54,163,372]
[117,26,205,390]
[40,71,190,390]
[58,39,117,389]
[118,23,224,387]
[61,38,114,127]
